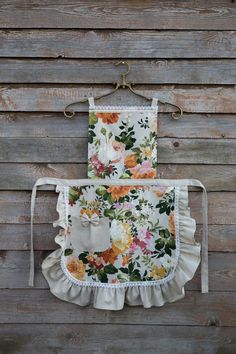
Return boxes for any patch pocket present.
[71,215,111,252]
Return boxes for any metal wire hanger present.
[63,61,183,120]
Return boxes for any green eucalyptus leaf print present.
[138,117,149,129]
[69,187,83,206]
[103,264,118,274]
[64,248,73,256]
[88,128,96,144]
[95,186,108,196]
[89,112,98,125]
[97,270,108,283]
[156,189,175,215]
[100,127,106,136]
[78,252,89,264]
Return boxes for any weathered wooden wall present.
[0,1,236,353]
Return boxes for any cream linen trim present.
[88,96,158,113]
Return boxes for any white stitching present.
[174,187,180,262]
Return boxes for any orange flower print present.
[168,211,176,239]
[66,258,86,281]
[131,168,156,179]
[154,186,168,198]
[131,169,156,179]
[100,246,120,265]
[124,154,138,168]
[112,244,125,256]
[122,254,132,266]
[107,186,132,200]
[96,112,120,124]
[130,160,156,179]
[80,208,100,217]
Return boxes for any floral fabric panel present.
[62,184,178,285]
[88,108,158,179]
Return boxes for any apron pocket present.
[71,216,111,252]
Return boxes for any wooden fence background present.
[0,1,236,353]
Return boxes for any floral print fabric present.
[62,184,178,285]
[87,107,158,179]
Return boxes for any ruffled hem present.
[42,186,201,311]
[53,185,67,230]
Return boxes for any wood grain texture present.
[0,163,236,191]
[0,30,235,58]
[0,191,235,225]
[0,324,235,354]
[0,86,235,113]
[0,137,235,164]
[1,59,236,84]
[0,1,235,352]
[0,251,235,291]
[0,0,235,30]
[1,224,235,252]
[0,289,235,326]
[1,112,236,138]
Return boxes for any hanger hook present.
[171,105,183,120]
[64,108,75,119]
[160,100,183,120]
[115,60,130,78]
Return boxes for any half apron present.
[29,177,208,311]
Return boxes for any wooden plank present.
[157,165,236,192]
[0,31,235,58]
[1,59,236,84]
[205,225,236,252]
[0,1,235,351]
[0,190,235,225]
[0,137,236,164]
[1,113,236,139]
[0,0,235,30]
[157,138,236,164]
[0,251,235,291]
[0,325,235,354]
[0,289,235,326]
[0,137,88,163]
[189,192,236,225]
[0,113,88,138]
[0,224,58,250]
[0,86,235,113]
[158,114,236,139]
[0,224,235,252]
[191,253,236,291]
[0,191,59,224]
[0,163,236,192]
[0,163,87,190]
